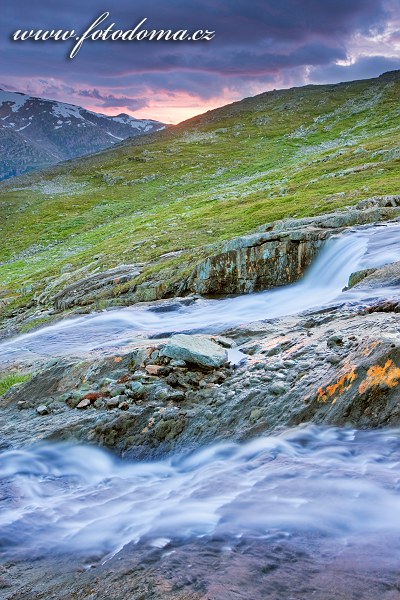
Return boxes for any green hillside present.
[1,70,399,325]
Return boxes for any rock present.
[211,335,237,348]
[326,354,341,365]
[327,334,344,348]
[346,267,377,289]
[145,365,165,376]
[52,264,142,311]
[351,261,400,290]
[17,400,31,410]
[36,404,49,415]
[365,300,400,314]
[168,390,186,402]
[110,385,126,397]
[106,397,121,409]
[76,399,91,409]
[170,359,187,367]
[180,198,400,297]
[128,381,146,397]
[269,382,288,395]
[161,334,228,368]
[183,232,326,295]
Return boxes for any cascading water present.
[0,221,399,365]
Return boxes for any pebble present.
[145,364,164,376]
[250,363,265,371]
[76,399,91,409]
[110,385,126,397]
[36,404,49,415]
[106,398,120,409]
[283,360,296,368]
[274,372,286,380]
[327,334,344,348]
[17,400,31,410]
[128,381,145,396]
[326,354,341,365]
[270,382,288,395]
[170,359,187,367]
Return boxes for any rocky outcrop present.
[182,196,400,296]
[183,229,327,295]
[2,301,399,458]
[351,260,400,290]
[27,196,399,319]
[52,264,141,310]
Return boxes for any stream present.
[1,426,400,562]
[0,222,399,597]
[0,221,400,365]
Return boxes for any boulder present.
[351,260,400,290]
[162,334,228,368]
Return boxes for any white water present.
[0,224,399,567]
[1,222,399,365]
[1,426,400,560]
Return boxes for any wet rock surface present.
[1,305,399,459]
[181,196,400,296]
[351,260,400,290]
[1,207,400,599]
[2,533,400,599]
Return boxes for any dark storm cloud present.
[78,89,149,110]
[0,0,398,119]
[310,55,400,83]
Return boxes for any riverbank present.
[0,203,399,600]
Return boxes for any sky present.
[1,0,399,123]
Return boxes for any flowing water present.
[0,221,400,365]
[1,426,400,563]
[0,222,399,597]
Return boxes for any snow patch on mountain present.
[0,89,165,180]
[0,90,31,112]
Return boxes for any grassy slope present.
[0,71,399,319]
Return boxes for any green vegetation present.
[0,71,399,322]
[0,372,31,395]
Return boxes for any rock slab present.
[162,334,227,368]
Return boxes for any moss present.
[0,372,32,395]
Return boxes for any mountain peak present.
[0,90,164,180]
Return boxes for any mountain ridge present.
[0,89,165,180]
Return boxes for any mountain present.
[0,70,399,326]
[0,89,165,180]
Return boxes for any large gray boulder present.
[161,334,227,368]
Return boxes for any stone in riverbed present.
[145,364,166,376]
[76,398,91,409]
[161,334,228,369]
[106,397,121,409]
[36,404,49,415]
[270,382,288,395]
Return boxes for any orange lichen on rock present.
[361,341,380,357]
[358,360,400,394]
[316,367,358,403]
